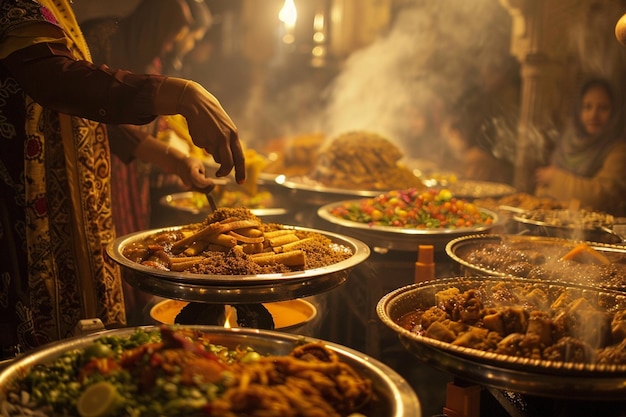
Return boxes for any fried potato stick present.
[273,237,315,253]
[169,256,205,271]
[263,229,296,238]
[268,233,299,248]
[250,250,306,267]
[207,233,238,248]
[171,222,222,252]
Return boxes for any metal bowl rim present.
[376,276,626,375]
[275,175,391,197]
[159,191,288,217]
[317,200,500,236]
[445,234,626,288]
[0,325,421,417]
[107,224,370,285]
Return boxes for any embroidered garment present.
[0,0,126,352]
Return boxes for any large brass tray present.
[0,325,422,417]
[446,234,626,290]
[376,276,626,399]
[159,191,288,217]
[318,200,499,252]
[107,225,370,303]
[274,174,387,206]
[512,208,623,244]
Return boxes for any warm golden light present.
[279,0,297,29]
[223,305,236,328]
[313,12,324,32]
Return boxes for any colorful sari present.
[0,0,125,353]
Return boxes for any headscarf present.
[552,77,625,177]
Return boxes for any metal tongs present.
[205,189,218,212]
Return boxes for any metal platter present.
[445,234,626,290]
[274,174,388,206]
[512,208,624,244]
[317,200,499,252]
[0,325,422,417]
[159,191,288,217]
[106,225,370,303]
[376,276,626,399]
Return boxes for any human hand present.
[535,165,555,186]
[155,78,246,184]
[175,156,216,192]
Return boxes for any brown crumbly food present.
[204,207,260,223]
[124,209,354,275]
[186,232,350,275]
[308,131,424,190]
[188,250,291,275]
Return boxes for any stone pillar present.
[500,0,582,192]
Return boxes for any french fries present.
[164,210,319,272]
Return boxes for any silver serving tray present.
[0,325,422,417]
[377,277,626,399]
[317,200,499,252]
[107,225,370,303]
[159,191,288,217]
[274,174,389,206]
[512,209,623,244]
[446,234,626,289]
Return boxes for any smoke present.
[320,0,515,155]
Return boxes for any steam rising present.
[321,0,516,157]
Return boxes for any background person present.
[534,77,626,215]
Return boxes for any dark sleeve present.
[0,42,166,125]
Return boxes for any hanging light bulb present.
[279,0,297,44]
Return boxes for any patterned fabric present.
[0,0,125,354]
[0,0,59,39]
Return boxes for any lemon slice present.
[76,381,120,417]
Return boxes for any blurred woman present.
[535,77,626,215]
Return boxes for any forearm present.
[1,42,165,124]
[543,168,625,212]
[118,125,184,174]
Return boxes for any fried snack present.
[122,207,353,275]
[263,133,326,176]
[309,131,425,190]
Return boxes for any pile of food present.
[263,133,326,177]
[515,208,615,229]
[327,188,495,229]
[0,326,375,416]
[308,131,424,190]
[473,192,566,212]
[458,238,626,289]
[167,190,274,213]
[397,280,626,365]
[122,208,353,275]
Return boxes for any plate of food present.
[446,234,626,290]
[0,325,422,417]
[317,188,498,252]
[512,208,624,244]
[274,131,426,205]
[377,276,626,399]
[160,191,287,217]
[419,176,516,200]
[106,207,370,303]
